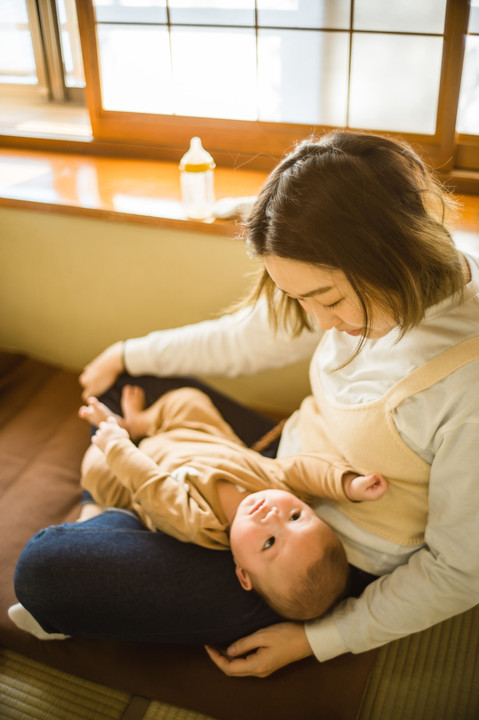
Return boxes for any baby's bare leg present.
[121,385,160,440]
[78,397,126,429]
[79,385,162,441]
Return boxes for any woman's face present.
[263,255,396,339]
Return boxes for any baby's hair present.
[252,530,350,621]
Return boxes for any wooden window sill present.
[0,146,269,237]
[0,146,478,240]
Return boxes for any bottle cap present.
[179,137,216,172]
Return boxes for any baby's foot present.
[78,397,125,428]
[121,384,146,417]
[121,385,156,440]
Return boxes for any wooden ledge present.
[0,146,478,238]
[0,147,268,237]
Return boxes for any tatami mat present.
[2,606,478,720]
[0,649,216,720]
[358,604,479,720]
[142,703,215,720]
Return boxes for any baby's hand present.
[92,417,130,454]
[343,473,388,502]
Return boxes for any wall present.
[0,206,310,416]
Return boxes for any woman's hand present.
[80,341,124,400]
[343,472,388,502]
[205,622,313,677]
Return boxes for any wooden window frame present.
[0,0,477,192]
[75,0,471,173]
[456,136,479,173]
[0,0,84,103]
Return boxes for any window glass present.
[171,27,257,119]
[354,0,446,34]
[469,0,479,33]
[56,0,85,88]
[349,33,443,134]
[456,0,479,136]
[93,0,167,24]
[0,0,36,84]
[168,0,255,26]
[258,29,349,125]
[257,0,350,30]
[457,36,479,134]
[98,25,172,113]
[0,0,29,23]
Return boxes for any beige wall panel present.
[0,207,310,415]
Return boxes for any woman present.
[12,130,479,677]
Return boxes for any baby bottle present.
[179,137,216,220]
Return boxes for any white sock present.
[8,602,70,641]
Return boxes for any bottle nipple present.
[179,137,215,173]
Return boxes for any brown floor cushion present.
[0,351,378,720]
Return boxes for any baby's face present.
[230,489,328,593]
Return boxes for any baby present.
[79,386,387,621]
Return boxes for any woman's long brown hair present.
[241,130,463,359]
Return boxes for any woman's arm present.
[123,300,322,379]
[306,420,479,662]
[80,301,321,399]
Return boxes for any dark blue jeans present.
[15,510,283,644]
[14,374,283,644]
